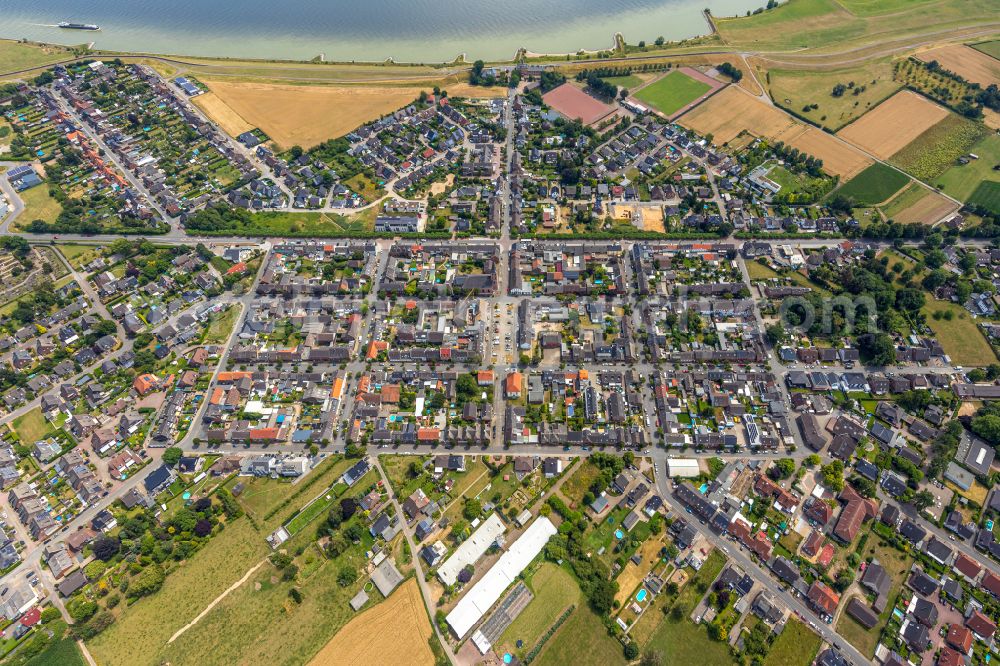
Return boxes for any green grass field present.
[16,184,62,228]
[559,460,599,506]
[922,301,997,366]
[16,624,87,666]
[500,563,582,660]
[643,615,736,666]
[937,133,1000,202]
[0,40,75,75]
[11,408,54,443]
[87,518,271,666]
[972,40,1000,60]
[203,304,242,344]
[56,243,102,268]
[767,59,901,131]
[764,618,822,666]
[968,180,1000,215]
[745,259,781,280]
[634,70,711,117]
[889,113,988,182]
[837,0,938,16]
[833,163,910,205]
[535,602,625,666]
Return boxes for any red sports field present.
[542,83,616,125]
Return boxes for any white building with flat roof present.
[437,513,505,587]
[666,458,700,478]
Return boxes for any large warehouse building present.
[446,516,557,638]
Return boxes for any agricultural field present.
[969,180,1000,215]
[836,91,948,160]
[679,86,871,178]
[922,301,997,366]
[633,69,714,118]
[886,188,957,225]
[832,162,909,205]
[766,59,901,131]
[764,618,822,666]
[974,40,1000,60]
[306,579,433,666]
[916,44,1000,87]
[192,92,255,138]
[715,0,996,52]
[888,113,988,182]
[499,563,581,661]
[200,81,425,149]
[937,132,1000,202]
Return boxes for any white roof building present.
[666,458,701,478]
[437,513,505,587]
[446,517,557,638]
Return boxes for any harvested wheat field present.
[679,85,796,144]
[679,86,871,178]
[308,578,433,666]
[192,92,254,138]
[917,44,1000,87]
[202,81,424,149]
[837,91,949,159]
[892,189,959,225]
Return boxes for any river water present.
[0,0,759,63]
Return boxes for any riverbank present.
[0,0,759,65]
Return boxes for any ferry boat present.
[57,22,101,30]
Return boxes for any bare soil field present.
[308,578,433,666]
[679,86,871,178]
[916,44,1000,87]
[192,92,254,138]
[892,188,959,224]
[200,81,494,149]
[837,90,949,159]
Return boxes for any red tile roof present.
[946,624,973,652]
[953,553,982,580]
[807,581,840,616]
[967,610,996,639]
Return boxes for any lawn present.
[938,133,1000,202]
[535,603,626,666]
[601,75,646,89]
[15,184,62,228]
[56,243,102,268]
[767,59,901,131]
[634,70,711,117]
[745,259,781,280]
[202,304,242,344]
[889,113,988,181]
[764,618,821,666]
[922,301,997,366]
[11,407,54,443]
[835,599,881,658]
[0,40,75,75]
[87,518,271,666]
[648,615,736,666]
[968,180,1000,216]
[833,163,910,205]
[193,209,379,238]
[974,40,1000,60]
[500,563,582,660]
[380,454,427,495]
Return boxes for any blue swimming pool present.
[636,589,648,603]
[699,483,709,493]
[615,529,624,539]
